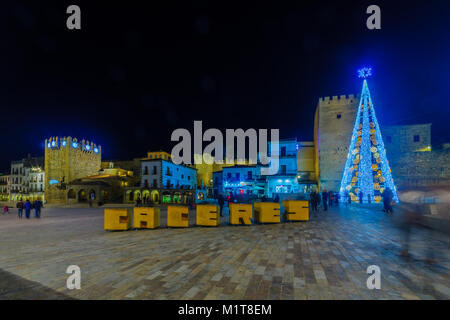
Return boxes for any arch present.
[68,189,76,199]
[142,189,150,197]
[126,190,133,202]
[151,190,159,203]
[162,191,171,204]
[173,192,182,203]
[78,189,87,202]
[101,190,109,201]
[134,190,141,201]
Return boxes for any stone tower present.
[44,136,101,204]
[314,94,359,191]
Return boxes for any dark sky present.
[1,0,449,171]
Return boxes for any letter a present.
[366,5,381,30]
[366,265,381,289]
[66,5,81,30]
[66,265,81,289]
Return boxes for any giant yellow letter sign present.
[254,202,280,223]
[104,208,131,231]
[167,205,189,227]
[282,200,309,221]
[196,204,219,226]
[133,207,160,229]
[229,203,252,225]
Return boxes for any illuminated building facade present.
[45,136,102,204]
[9,155,44,201]
[0,174,10,201]
[125,151,197,204]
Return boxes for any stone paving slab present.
[0,204,448,300]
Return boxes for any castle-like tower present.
[314,94,359,191]
[44,136,101,204]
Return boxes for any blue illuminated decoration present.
[357,67,372,79]
[49,179,59,185]
[61,140,67,147]
[93,147,99,153]
[85,145,91,151]
[72,142,79,149]
[340,73,398,204]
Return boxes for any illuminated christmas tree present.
[340,68,398,203]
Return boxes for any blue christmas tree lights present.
[340,69,399,203]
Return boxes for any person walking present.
[322,189,329,211]
[16,200,24,219]
[3,205,9,215]
[218,193,225,217]
[273,194,280,203]
[310,191,318,213]
[24,200,32,219]
[328,191,334,208]
[33,198,43,218]
[315,192,321,211]
[136,195,142,207]
[359,191,364,204]
[383,187,394,214]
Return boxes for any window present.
[337,114,341,119]
[153,179,157,188]
[188,176,191,180]
[386,136,392,143]
[153,166,157,174]
[248,171,252,179]
[236,173,240,179]
[227,173,231,179]
[144,179,149,187]
[280,146,286,157]
[144,166,148,175]
[181,174,184,179]
[280,165,287,175]
[414,135,420,142]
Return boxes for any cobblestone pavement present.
[0,204,448,300]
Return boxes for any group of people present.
[309,189,339,212]
[2,199,43,219]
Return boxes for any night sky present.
[2,1,449,171]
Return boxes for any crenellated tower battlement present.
[318,94,359,106]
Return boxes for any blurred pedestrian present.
[33,198,43,218]
[3,205,9,215]
[383,188,394,214]
[322,189,328,211]
[273,194,280,203]
[24,200,32,219]
[218,193,225,217]
[16,200,24,218]
[328,191,334,207]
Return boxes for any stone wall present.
[388,149,450,189]
[383,124,431,153]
